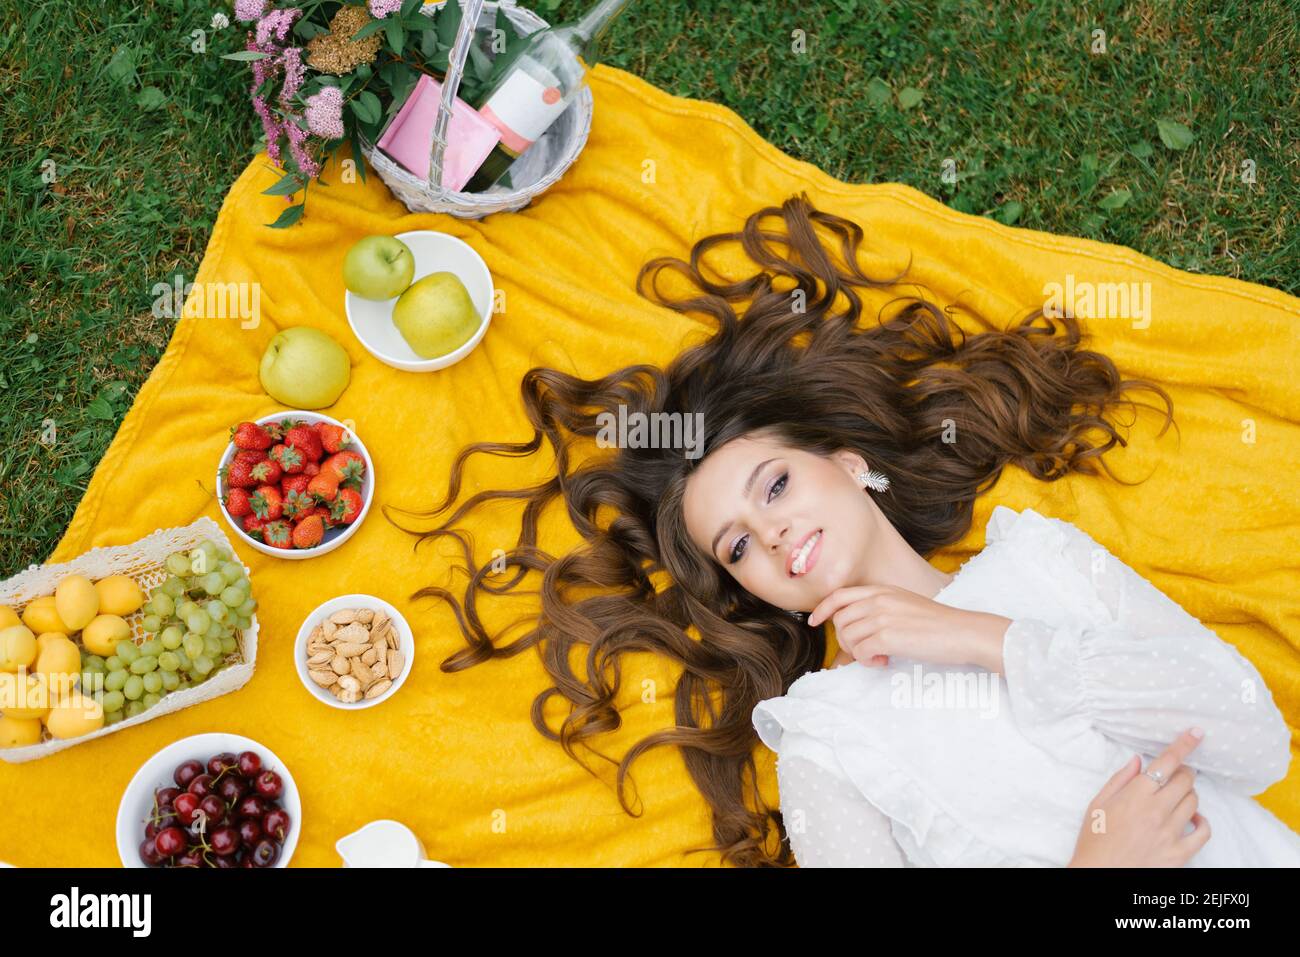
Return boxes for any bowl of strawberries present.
[216,411,374,560]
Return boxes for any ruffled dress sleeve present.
[756,699,909,867]
[998,510,1293,796]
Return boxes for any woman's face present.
[681,433,880,613]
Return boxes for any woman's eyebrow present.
[710,458,777,558]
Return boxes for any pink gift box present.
[376,74,502,191]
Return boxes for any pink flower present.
[368,0,403,18]
[255,6,301,45]
[305,86,345,140]
[234,0,268,22]
[284,120,321,179]
[278,46,306,104]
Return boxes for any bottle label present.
[478,64,567,156]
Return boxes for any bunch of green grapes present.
[78,540,257,727]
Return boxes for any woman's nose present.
[759,517,789,551]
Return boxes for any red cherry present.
[207,752,238,777]
[139,838,165,867]
[262,807,291,843]
[237,751,262,778]
[173,792,200,825]
[174,760,203,788]
[155,786,181,807]
[211,826,241,857]
[199,794,227,825]
[236,794,268,820]
[154,826,187,857]
[238,818,263,847]
[251,839,279,867]
[254,770,283,800]
[188,773,215,798]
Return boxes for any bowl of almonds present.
[294,595,413,709]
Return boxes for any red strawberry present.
[282,488,315,520]
[315,422,350,454]
[249,485,284,521]
[249,458,283,485]
[285,424,323,463]
[303,461,320,478]
[234,448,268,465]
[242,514,266,539]
[291,515,325,549]
[281,473,311,496]
[262,520,292,549]
[224,487,253,518]
[223,459,258,489]
[306,471,339,502]
[299,505,332,525]
[231,422,274,450]
[269,443,305,474]
[329,487,363,524]
[322,450,366,486]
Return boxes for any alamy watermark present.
[151,273,261,329]
[1043,274,1152,329]
[596,405,705,459]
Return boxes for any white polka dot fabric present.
[754,505,1300,867]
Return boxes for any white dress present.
[753,505,1300,867]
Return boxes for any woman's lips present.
[789,529,823,577]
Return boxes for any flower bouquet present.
[223,0,533,226]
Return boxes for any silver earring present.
[857,467,890,493]
[786,609,806,622]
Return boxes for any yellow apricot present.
[44,693,104,739]
[82,615,130,657]
[0,671,51,721]
[0,625,37,672]
[21,596,70,635]
[0,715,42,748]
[55,575,99,631]
[94,575,144,616]
[0,607,20,630]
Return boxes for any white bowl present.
[116,732,302,868]
[343,230,494,373]
[216,410,375,561]
[294,594,414,710]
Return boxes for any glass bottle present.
[463,0,630,193]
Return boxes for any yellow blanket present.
[4,64,1299,867]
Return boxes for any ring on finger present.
[1145,768,1168,788]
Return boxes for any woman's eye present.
[726,472,788,564]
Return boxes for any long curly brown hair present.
[386,192,1177,867]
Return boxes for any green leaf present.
[400,0,423,18]
[1156,118,1194,151]
[1129,140,1154,159]
[1098,187,1131,210]
[351,136,368,184]
[995,200,1023,225]
[295,20,326,40]
[436,0,462,48]
[355,62,373,80]
[348,18,387,41]
[220,50,272,61]
[266,202,305,229]
[135,86,166,111]
[813,111,829,134]
[107,45,137,85]
[359,89,382,122]
[262,170,305,196]
[1080,152,1099,172]
[897,86,923,110]
[467,42,493,81]
[866,77,891,107]
[385,19,405,56]
[87,396,115,420]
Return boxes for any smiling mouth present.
[790,529,822,576]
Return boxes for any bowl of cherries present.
[116,732,301,868]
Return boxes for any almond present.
[308,669,338,688]
[361,647,378,666]
[356,608,375,624]
[335,622,370,645]
[350,657,375,687]
[338,687,361,704]
[387,649,403,678]
[364,679,392,700]
[371,611,390,633]
[322,619,338,639]
[337,674,361,692]
[329,610,357,625]
[307,650,334,666]
[371,660,387,680]
[334,641,368,658]
[330,654,351,675]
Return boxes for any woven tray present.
[0,518,259,764]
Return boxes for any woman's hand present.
[1068,729,1212,867]
[807,584,1012,670]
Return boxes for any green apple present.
[392,272,482,359]
[258,327,351,409]
[343,236,415,300]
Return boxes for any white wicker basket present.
[0,518,259,764]
[361,0,594,218]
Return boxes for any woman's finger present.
[808,585,887,627]
[1142,728,1204,792]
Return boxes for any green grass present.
[1,0,1297,576]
